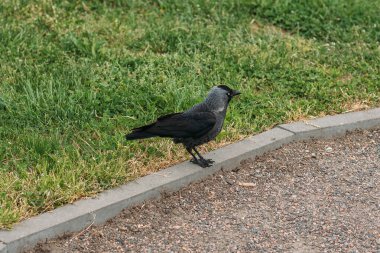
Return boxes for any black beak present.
[232,90,241,96]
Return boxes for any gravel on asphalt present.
[28,128,380,253]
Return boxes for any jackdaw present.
[125,85,241,167]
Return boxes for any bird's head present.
[204,85,241,112]
[216,85,241,102]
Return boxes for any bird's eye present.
[227,92,231,96]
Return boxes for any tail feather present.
[125,130,157,140]
[125,112,184,141]
[126,122,157,140]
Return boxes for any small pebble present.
[226,179,234,185]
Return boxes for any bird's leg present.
[186,147,201,166]
[193,147,214,166]
[186,147,209,168]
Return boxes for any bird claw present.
[190,158,213,168]
[199,160,212,168]
[200,158,214,166]
[204,158,214,164]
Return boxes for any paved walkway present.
[29,128,380,253]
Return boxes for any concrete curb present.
[0,243,5,253]
[1,108,379,253]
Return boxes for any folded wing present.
[125,112,216,140]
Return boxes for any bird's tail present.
[125,124,157,140]
[125,131,156,140]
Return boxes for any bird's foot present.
[198,160,212,168]
[203,158,214,164]
[190,158,213,168]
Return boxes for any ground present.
[28,128,380,253]
[1,0,380,227]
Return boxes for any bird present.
[125,85,241,168]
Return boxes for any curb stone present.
[0,108,379,253]
[279,108,380,140]
[0,242,6,253]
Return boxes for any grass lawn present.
[0,0,379,228]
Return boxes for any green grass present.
[0,0,379,228]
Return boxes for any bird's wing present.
[136,112,216,139]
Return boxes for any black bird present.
[125,85,241,167]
